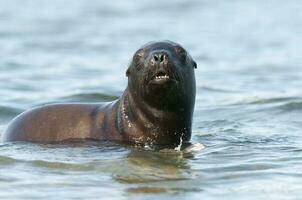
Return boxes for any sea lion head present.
[126,40,197,111]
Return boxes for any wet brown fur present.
[3,41,197,145]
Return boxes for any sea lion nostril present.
[153,54,159,61]
[159,54,164,62]
[152,53,166,64]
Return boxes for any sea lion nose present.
[151,52,167,65]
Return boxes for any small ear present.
[193,61,197,69]
[126,67,130,77]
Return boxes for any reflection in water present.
[118,149,190,182]
[115,146,204,194]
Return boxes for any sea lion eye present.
[134,49,144,60]
[175,46,187,62]
[133,49,144,69]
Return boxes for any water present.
[0,0,302,199]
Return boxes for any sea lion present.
[2,40,197,145]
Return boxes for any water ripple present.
[57,92,119,103]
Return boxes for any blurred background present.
[0,0,302,199]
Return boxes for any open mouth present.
[155,72,170,81]
[150,71,175,84]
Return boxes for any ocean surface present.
[0,0,302,199]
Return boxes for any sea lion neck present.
[117,88,192,145]
[124,87,185,123]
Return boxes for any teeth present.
[155,75,169,80]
